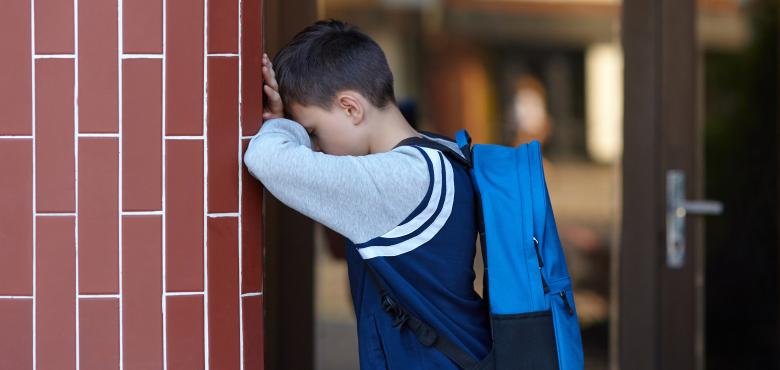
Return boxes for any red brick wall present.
[0,0,265,369]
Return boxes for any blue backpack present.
[365,129,585,369]
[456,128,585,370]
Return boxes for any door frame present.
[618,0,704,369]
[261,0,319,369]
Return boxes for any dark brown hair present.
[271,19,396,115]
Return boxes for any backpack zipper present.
[533,236,544,267]
[559,290,574,316]
[533,236,549,293]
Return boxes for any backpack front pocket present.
[547,287,584,370]
[490,310,560,370]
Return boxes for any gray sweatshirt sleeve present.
[243,117,430,245]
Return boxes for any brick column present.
[0,0,265,369]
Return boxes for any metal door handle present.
[666,170,724,268]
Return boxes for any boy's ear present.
[337,91,364,124]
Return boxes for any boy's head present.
[272,19,397,155]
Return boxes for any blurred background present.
[260,1,779,369]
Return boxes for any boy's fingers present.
[264,84,280,99]
[262,66,271,82]
[262,67,279,91]
[261,69,274,87]
[267,68,276,86]
[263,85,284,115]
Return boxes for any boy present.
[244,19,492,369]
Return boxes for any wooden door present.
[619,0,723,369]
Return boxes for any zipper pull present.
[533,236,549,293]
[559,291,574,316]
[533,237,544,267]
[541,272,550,294]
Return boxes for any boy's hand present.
[262,53,284,121]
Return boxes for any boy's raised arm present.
[243,117,430,245]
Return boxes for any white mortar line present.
[237,0,244,368]
[162,0,169,368]
[240,292,263,298]
[35,212,77,216]
[165,291,205,296]
[206,53,238,57]
[121,210,163,215]
[0,295,35,299]
[121,54,163,59]
[34,54,75,59]
[30,0,37,366]
[206,212,239,218]
[0,135,35,139]
[77,133,119,137]
[202,0,210,367]
[117,0,124,367]
[78,294,120,299]
[164,135,204,140]
[74,0,80,367]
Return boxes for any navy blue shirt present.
[345,143,492,369]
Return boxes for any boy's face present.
[289,101,367,156]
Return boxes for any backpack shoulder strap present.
[394,134,471,169]
[454,129,473,168]
[363,262,484,370]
